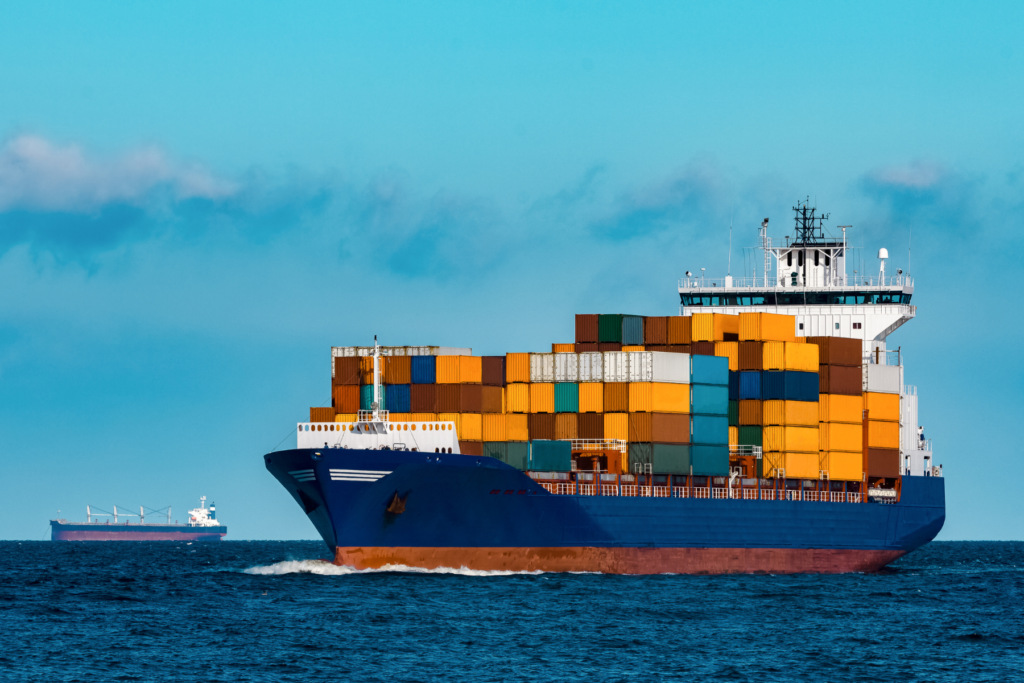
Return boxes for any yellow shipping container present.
[729,426,739,445]
[764,425,819,452]
[460,413,482,441]
[868,420,900,449]
[739,312,797,342]
[823,451,864,481]
[407,413,438,423]
[628,382,690,414]
[762,400,819,426]
[578,382,604,413]
[530,383,555,413]
[482,414,506,441]
[506,414,529,441]
[386,413,410,424]
[359,356,375,384]
[762,451,820,479]
[622,345,645,352]
[551,343,575,353]
[506,383,530,413]
[436,356,461,384]
[819,422,863,452]
[714,342,738,371]
[439,413,461,436]
[501,387,506,414]
[691,313,740,342]
[762,341,819,372]
[819,394,863,423]
[334,413,358,423]
[604,413,629,441]
[459,356,482,384]
[863,392,900,422]
[506,353,530,383]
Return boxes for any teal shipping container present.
[554,383,579,413]
[484,442,529,470]
[530,440,572,471]
[621,316,644,346]
[691,415,729,445]
[691,445,729,476]
[629,443,691,475]
[691,355,729,386]
[598,314,624,343]
[691,384,729,416]
[359,384,386,411]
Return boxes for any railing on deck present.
[533,478,873,504]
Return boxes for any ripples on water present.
[0,541,1021,682]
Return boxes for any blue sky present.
[1,1,1022,540]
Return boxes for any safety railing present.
[599,485,619,497]
[578,484,595,497]
[536,480,873,503]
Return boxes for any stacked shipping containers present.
[809,337,865,482]
[863,357,902,479]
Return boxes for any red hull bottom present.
[53,531,224,541]
[334,546,907,575]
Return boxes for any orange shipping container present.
[819,394,863,423]
[739,312,797,342]
[762,342,819,372]
[460,413,482,441]
[628,382,690,414]
[530,383,555,413]
[482,414,507,441]
[729,426,739,445]
[604,413,629,441]
[506,383,530,413]
[334,413,358,423]
[506,414,529,441]
[383,356,411,384]
[622,345,645,352]
[763,451,819,479]
[764,425,819,452]
[714,342,739,371]
[819,422,863,452]
[359,356,375,384]
[667,316,691,345]
[644,316,668,345]
[310,407,335,422]
[868,420,900,449]
[333,385,360,413]
[691,313,739,342]
[436,356,461,384]
[604,383,630,413]
[406,413,438,422]
[738,400,763,425]
[578,383,604,413]
[762,400,818,426]
[628,413,652,442]
[459,356,482,383]
[864,392,900,422]
[555,413,578,440]
[823,451,864,481]
[552,343,575,353]
[439,413,461,437]
[506,353,530,383]
[481,386,503,414]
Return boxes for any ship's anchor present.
[386,492,407,515]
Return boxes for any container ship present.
[50,496,227,541]
[265,202,944,574]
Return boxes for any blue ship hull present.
[265,448,945,574]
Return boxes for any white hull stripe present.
[289,469,316,482]
[329,469,392,475]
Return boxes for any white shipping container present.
[578,352,604,382]
[603,351,630,383]
[864,363,901,394]
[627,351,690,384]
[435,347,472,356]
[554,353,579,382]
[530,353,555,383]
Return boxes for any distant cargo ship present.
[50,496,226,541]
[265,203,944,574]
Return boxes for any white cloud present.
[868,161,946,189]
[0,135,237,212]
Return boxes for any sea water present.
[1,541,1021,681]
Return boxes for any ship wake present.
[244,559,547,577]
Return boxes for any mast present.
[373,335,382,421]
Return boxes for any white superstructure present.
[187,496,221,527]
[678,201,937,477]
[300,336,461,454]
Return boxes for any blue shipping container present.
[386,384,411,413]
[530,440,572,471]
[761,371,819,402]
[739,371,762,400]
[622,316,645,346]
[691,384,729,416]
[410,356,436,384]
[691,415,729,445]
[691,355,729,386]
[728,371,739,401]
[359,384,386,411]
[691,445,730,476]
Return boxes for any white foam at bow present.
[243,559,548,577]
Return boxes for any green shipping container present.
[359,384,386,411]
[653,443,690,474]
[530,440,572,471]
[484,442,529,470]
[598,314,624,343]
[728,400,739,427]
[628,443,652,473]
[554,383,579,413]
[738,426,763,447]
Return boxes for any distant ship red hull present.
[50,521,226,541]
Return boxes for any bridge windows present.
[679,291,912,307]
